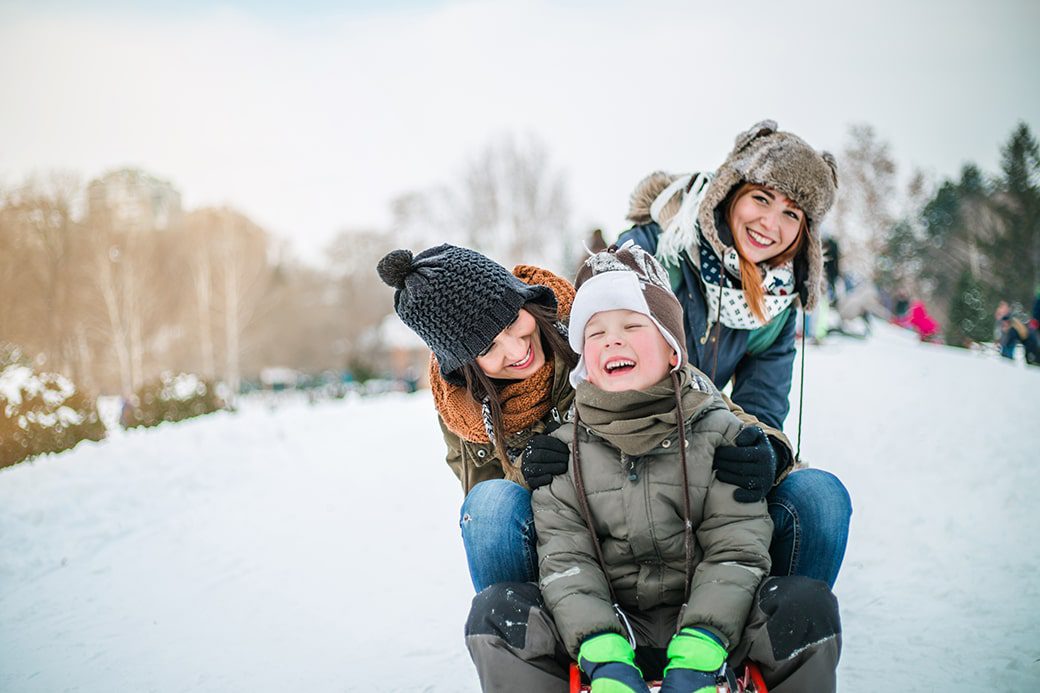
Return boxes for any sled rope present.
[796,311,807,461]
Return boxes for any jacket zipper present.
[621,452,638,482]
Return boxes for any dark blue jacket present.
[618,223,797,430]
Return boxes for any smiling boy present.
[464,242,841,693]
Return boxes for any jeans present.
[460,480,537,592]
[767,468,852,588]
[460,469,852,593]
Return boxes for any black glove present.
[713,426,785,503]
[521,425,569,489]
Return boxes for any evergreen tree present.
[947,270,992,347]
[989,123,1040,307]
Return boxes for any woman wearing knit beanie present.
[377,244,579,591]
[617,120,852,588]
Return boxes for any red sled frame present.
[568,661,768,693]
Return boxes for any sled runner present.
[568,661,768,693]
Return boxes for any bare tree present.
[84,201,187,394]
[183,210,219,380]
[324,229,395,369]
[829,124,900,279]
[0,174,101,385]
[393,133,573,271]
[184,208,272,397]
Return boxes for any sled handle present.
[568,662,581,693]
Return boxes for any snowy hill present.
[1,324,1038,691]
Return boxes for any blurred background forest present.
[2,121,1038,466]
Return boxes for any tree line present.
[0,135,574,399]
[818,122,1039,347]
[0,175,393,397]
[2,124,1036,403]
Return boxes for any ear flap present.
[821,151,839,188]
[794,251,810,306]
[732,120,778,154]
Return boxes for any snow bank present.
[1,324,1038,691]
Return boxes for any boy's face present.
[583,309,676,392]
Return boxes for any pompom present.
[377,249,414,289]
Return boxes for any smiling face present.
[583,309,677,392]
[729,185,806,265]
[474,308,546,380]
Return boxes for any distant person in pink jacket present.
[894,299,941,342]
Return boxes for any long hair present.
[725,183,808,321]
[454,301,577,458]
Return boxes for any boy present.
[466,243,841,693]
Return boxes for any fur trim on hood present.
[625,121,838,310]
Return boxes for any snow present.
[0,363,75,411]
[1,324,1039,691]
[162,372,206,401]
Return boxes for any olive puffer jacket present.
[533,381,773,657]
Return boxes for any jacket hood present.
[625,121,838,310]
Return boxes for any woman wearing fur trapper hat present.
[376,243,784,595]
[616,120,852,589]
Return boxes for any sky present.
[1,0,1038,264]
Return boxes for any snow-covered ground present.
[1,324,1038,691]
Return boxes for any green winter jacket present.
[533,369,773,657]
[437,350,575,493]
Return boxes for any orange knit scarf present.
[430,264,575,444]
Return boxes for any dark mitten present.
[521,425,569,489]
[713,426,777,503]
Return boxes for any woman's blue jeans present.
[460,480,539,592]
[460,469,851,592]
[766,468,852,588]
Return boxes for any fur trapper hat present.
[626,120,838,310]
[568,241,686,387]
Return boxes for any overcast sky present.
[2,0,1037,263]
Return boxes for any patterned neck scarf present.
[696,227,796,330]
[651,173,797,330]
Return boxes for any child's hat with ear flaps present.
[377,244,556,385]
[568,241,687,387]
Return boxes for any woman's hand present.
[713,426,784,503]
[521,430,569,489]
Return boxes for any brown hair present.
[454,301,577,458]
[725,183,808,321]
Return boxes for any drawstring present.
[710,291,722,383]
[672,371,694,604]
[571,416,635,648]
